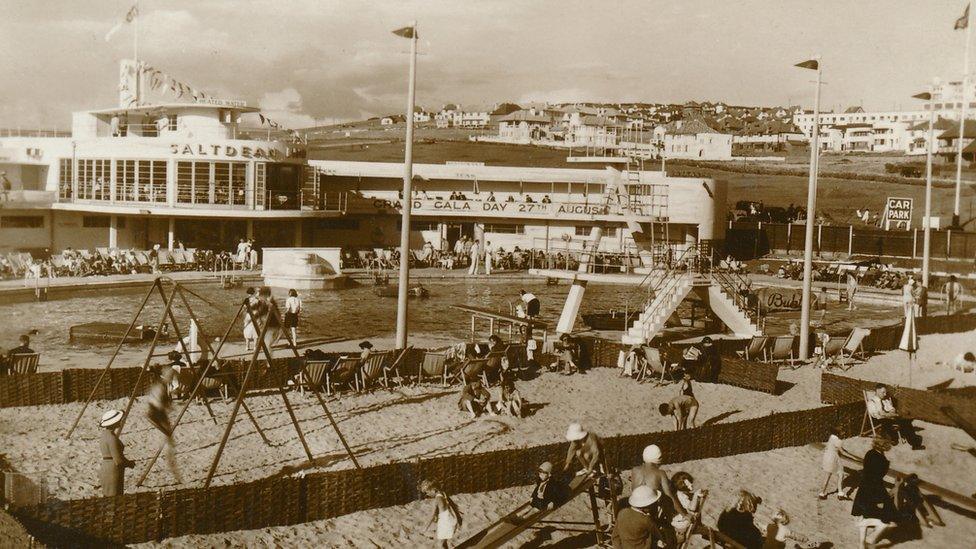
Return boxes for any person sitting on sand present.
[612,486,666,549]
[557,333,580,375]
[98,409,135,497]
[659,393,699,431]
[717,490,763,549]
[893,473,943,530]
[495,369,523,417]
[146,365,183,484]
[563,423,606,477]
[867,384,924,450]
[631,445,688,522]
[458,379,494,419]
[670,471,706,544]
[420,479,462,549]
[949,351,976,373]
[818,425,853,501]
[762,509,810,549]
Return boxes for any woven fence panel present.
[20,491,159,547]
[0,372,62,408]
[714,357,778,394]
[0,507,40,548]
[821,372,976,428]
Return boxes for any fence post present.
[848,225,854,256]
[912,229,917,259]
[817,224,822,256]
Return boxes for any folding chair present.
[638,347,669,385]
[327,356,363,394]
[860,389,879,438]
[358,350,391,392]
[382,347,412,388]
[766,335,797,368]
[482,351,505,385]
[736,336,769,362]
[417,351,449,386]
[455,357,488,385]
[7,353,39,375]
[301,358,336,396]
[838,327,871,368]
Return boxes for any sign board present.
[194,97,248,108]
[882,197,913,230]
[757,287,821,312]
[445,161,485,167]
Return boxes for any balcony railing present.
[56,187,345,213]
[0,190,57,204]
[0,128,71,138]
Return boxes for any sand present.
[135,438,976,549]
[838,330,976,391]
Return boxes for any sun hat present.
[359,340,373,349]
[538,461,553,474]
[565,423,587,441]
[628,485,661,508]
[642,444,662,464]
[100,409,123,428]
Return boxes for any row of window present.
[175,161,248,206]
[59,158,166,203]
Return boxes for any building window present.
[484,223,525,234]
[574,226,591,236]
[414,221,440,231]
[0,215,44,228]
[119,160,167,203]
[168,115,178,131]
[82,215,125,228]
[78,159,110,201]
[59,158,73,200]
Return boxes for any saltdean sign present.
[170,143,283,160]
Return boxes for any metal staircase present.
[621,270,694,345]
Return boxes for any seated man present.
[867,384,924,450]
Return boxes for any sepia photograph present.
[1,1,976,547]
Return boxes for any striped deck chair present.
[455,357,488,386]
[7,353,39,375]
[827,328,871,370]
[171,250,189,270]
[417,351,449,386]
[300,358,336,396]
[383,347,412,388]
[358,350,391,392]
[78,249,93,261]
[766,335,797,367]
[328,356,362,394]
[157,250,174,270]
[736,336,769,362]
[637,347,668,384]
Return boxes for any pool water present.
[0,279,897,355]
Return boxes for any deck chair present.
[171,251,188,270]
[766,335,796,367]
[198,370,230,401]
[417,351,449,386]
[157,250,174,269]
[7,353,39,375]
[482,351,505,385]
[358,350,391,392]
[736,336,768,362]
[300,358,336,395]
[328,356,362,394]
[637,347,669,384]
[837,327,871,368]
[860,389,879,438]
[504,343,526,374]
[382,347,412,388]
[455,357,488,385]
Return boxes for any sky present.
[0,0,972,129]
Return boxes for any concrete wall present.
[0,210,51,252]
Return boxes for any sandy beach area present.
[136,437,976,549]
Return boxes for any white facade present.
[792,110,929,139]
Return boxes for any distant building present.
[496,110,553,142]
[655,119,732,160]
[453,104,494,128]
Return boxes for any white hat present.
[642,444,662,464]
[565,423,587,441]
[100,409,123,428]
[629,485,661,508]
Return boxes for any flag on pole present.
[794,58,819,70]
[955,4,970,30]
[105,3,139,42]
[392,26,417,39]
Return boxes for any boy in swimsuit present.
[659,394,699,430]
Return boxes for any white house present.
[496,111,553,142]
[453,104,493,128]
[656,119,732,160]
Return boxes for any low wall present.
[821,372,976,428]
[13,401,863,546]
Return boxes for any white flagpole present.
[954,2,974,228]
[395,22,418,350]
[798,58,822,361]
[134,6,140,105]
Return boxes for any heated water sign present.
[883,197,913,230]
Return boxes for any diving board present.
[456,475,599,549]
[452,304,549,343]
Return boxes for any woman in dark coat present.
[99,409,135,496]
[852,438,897,546]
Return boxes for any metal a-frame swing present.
[65,278,232,438]
[138,289,362,489]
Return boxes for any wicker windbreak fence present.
[11,401,863,547]
[821,372,976,428]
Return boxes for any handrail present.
[621,245,700,338]
[711,268,762,325]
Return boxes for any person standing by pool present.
[846,271,859,311]
[519,289,541,318]
[484,240,493,275]
[941,275,964,315]
[420,479,462,548]
[98,409,135,496]
[284,289,302,346]
[902,275,917,318]
[236,238,249,267]
[468,239,481,275]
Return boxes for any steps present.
[700,282,762,338]
[621,272,693,345]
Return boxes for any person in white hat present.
[612,485,665,549]
[99,409,135,496]
[562,423,605,477]
[631,444,688,522]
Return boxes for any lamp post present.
[795,56,822,361]
[913,79,939,315]
[393,23,418,350]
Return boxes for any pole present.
[395,22,418,350]
[798,60,822,361]
[133,5,140,106]
[922,83,937,314]
[954,2,974,228]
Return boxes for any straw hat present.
[100,409,123,428]
[359,340,374,350]
[642,444,662,464]
[538,461,553,474]
[628,485,661,508]
[565,423,587,441]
